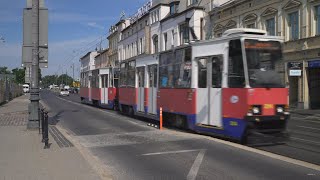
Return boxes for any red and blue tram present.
[81,29,290,142]
[80,67,119,110]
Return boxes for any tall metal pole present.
[28,0,40,129]
[72,63,75,86]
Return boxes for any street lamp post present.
[27,0,40,129]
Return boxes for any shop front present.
[307,60,320,109]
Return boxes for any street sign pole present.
[27,0,40,129]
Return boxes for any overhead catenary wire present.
[53,32,109,78]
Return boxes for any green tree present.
[12,68,25,84]
[57,74,74,86]
[42,75,58,87]
[0,66,11,74]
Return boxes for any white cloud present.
[49,11,116,24]
[87,22,104,30]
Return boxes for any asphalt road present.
[41,90,320,180]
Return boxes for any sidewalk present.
[0,95,101,180]
[290,108,320,116]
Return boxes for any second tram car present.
[80,67,119,110]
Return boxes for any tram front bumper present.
[245,115,290,133]
[244,115,290,145]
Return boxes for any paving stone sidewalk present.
[0,95,101,180]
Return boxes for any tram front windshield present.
[245,39,285,88]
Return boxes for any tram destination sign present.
[129,0,152,24]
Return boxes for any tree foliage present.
[42,74,74,87]
[11,68,25,84]
[0,67,11,74]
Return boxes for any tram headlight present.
[276,107,284,113]
[252,107,260,114]
[248,105,261,116]
[276,105,289,115]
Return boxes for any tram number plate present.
[264,104,273,109]
[230,121,238,126]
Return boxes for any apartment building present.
[108,19,128,67]
[208,0,320,109]
[80,51,98,88]
[95,49,109,69]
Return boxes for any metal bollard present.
[41,109,45,140]
[38,108,41,134]
[39,108,44,134]
[43,111,50,149]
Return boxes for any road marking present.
[291,137,320,146]
[141,149,203,156]
[166,129,320,171]
[296,125,320,131]
[187,149,206,180]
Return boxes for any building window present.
[266,18,275,36]
[153,35,159,53]
[170,3,178,15]
[164,33,168,51]
[179,23,189,45]
[188,0,198,6]
[288,11,299,40]
[139,38,143,54]
[316,5,320,35]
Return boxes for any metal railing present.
[39,108,50,149]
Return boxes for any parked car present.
[59,89,69,96]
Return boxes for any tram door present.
[88,75,92,102]
[197,56,223,127]
[100,74,108,104]
[137,67,145,112]
[148,64,157,115]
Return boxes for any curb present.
[56,125,113,180]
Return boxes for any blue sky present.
[0,0,148,77]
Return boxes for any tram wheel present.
[175,115,187,129]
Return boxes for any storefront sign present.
[308,60,320,68]
[289,69,302,76]
[287,62,303,69]
[129,0,152,24]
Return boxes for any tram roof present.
[191,31,284,47]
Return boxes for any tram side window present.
[91,70,99,88]
[127,61,136,87]
[198,58,207,88]
[212,56,222,88]
[101,75,105,88]
[228,40,245,88]
[105,75,109,88]
[120,63,127,87]
[159,48,192,88]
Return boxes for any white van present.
[23,84,30,93]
